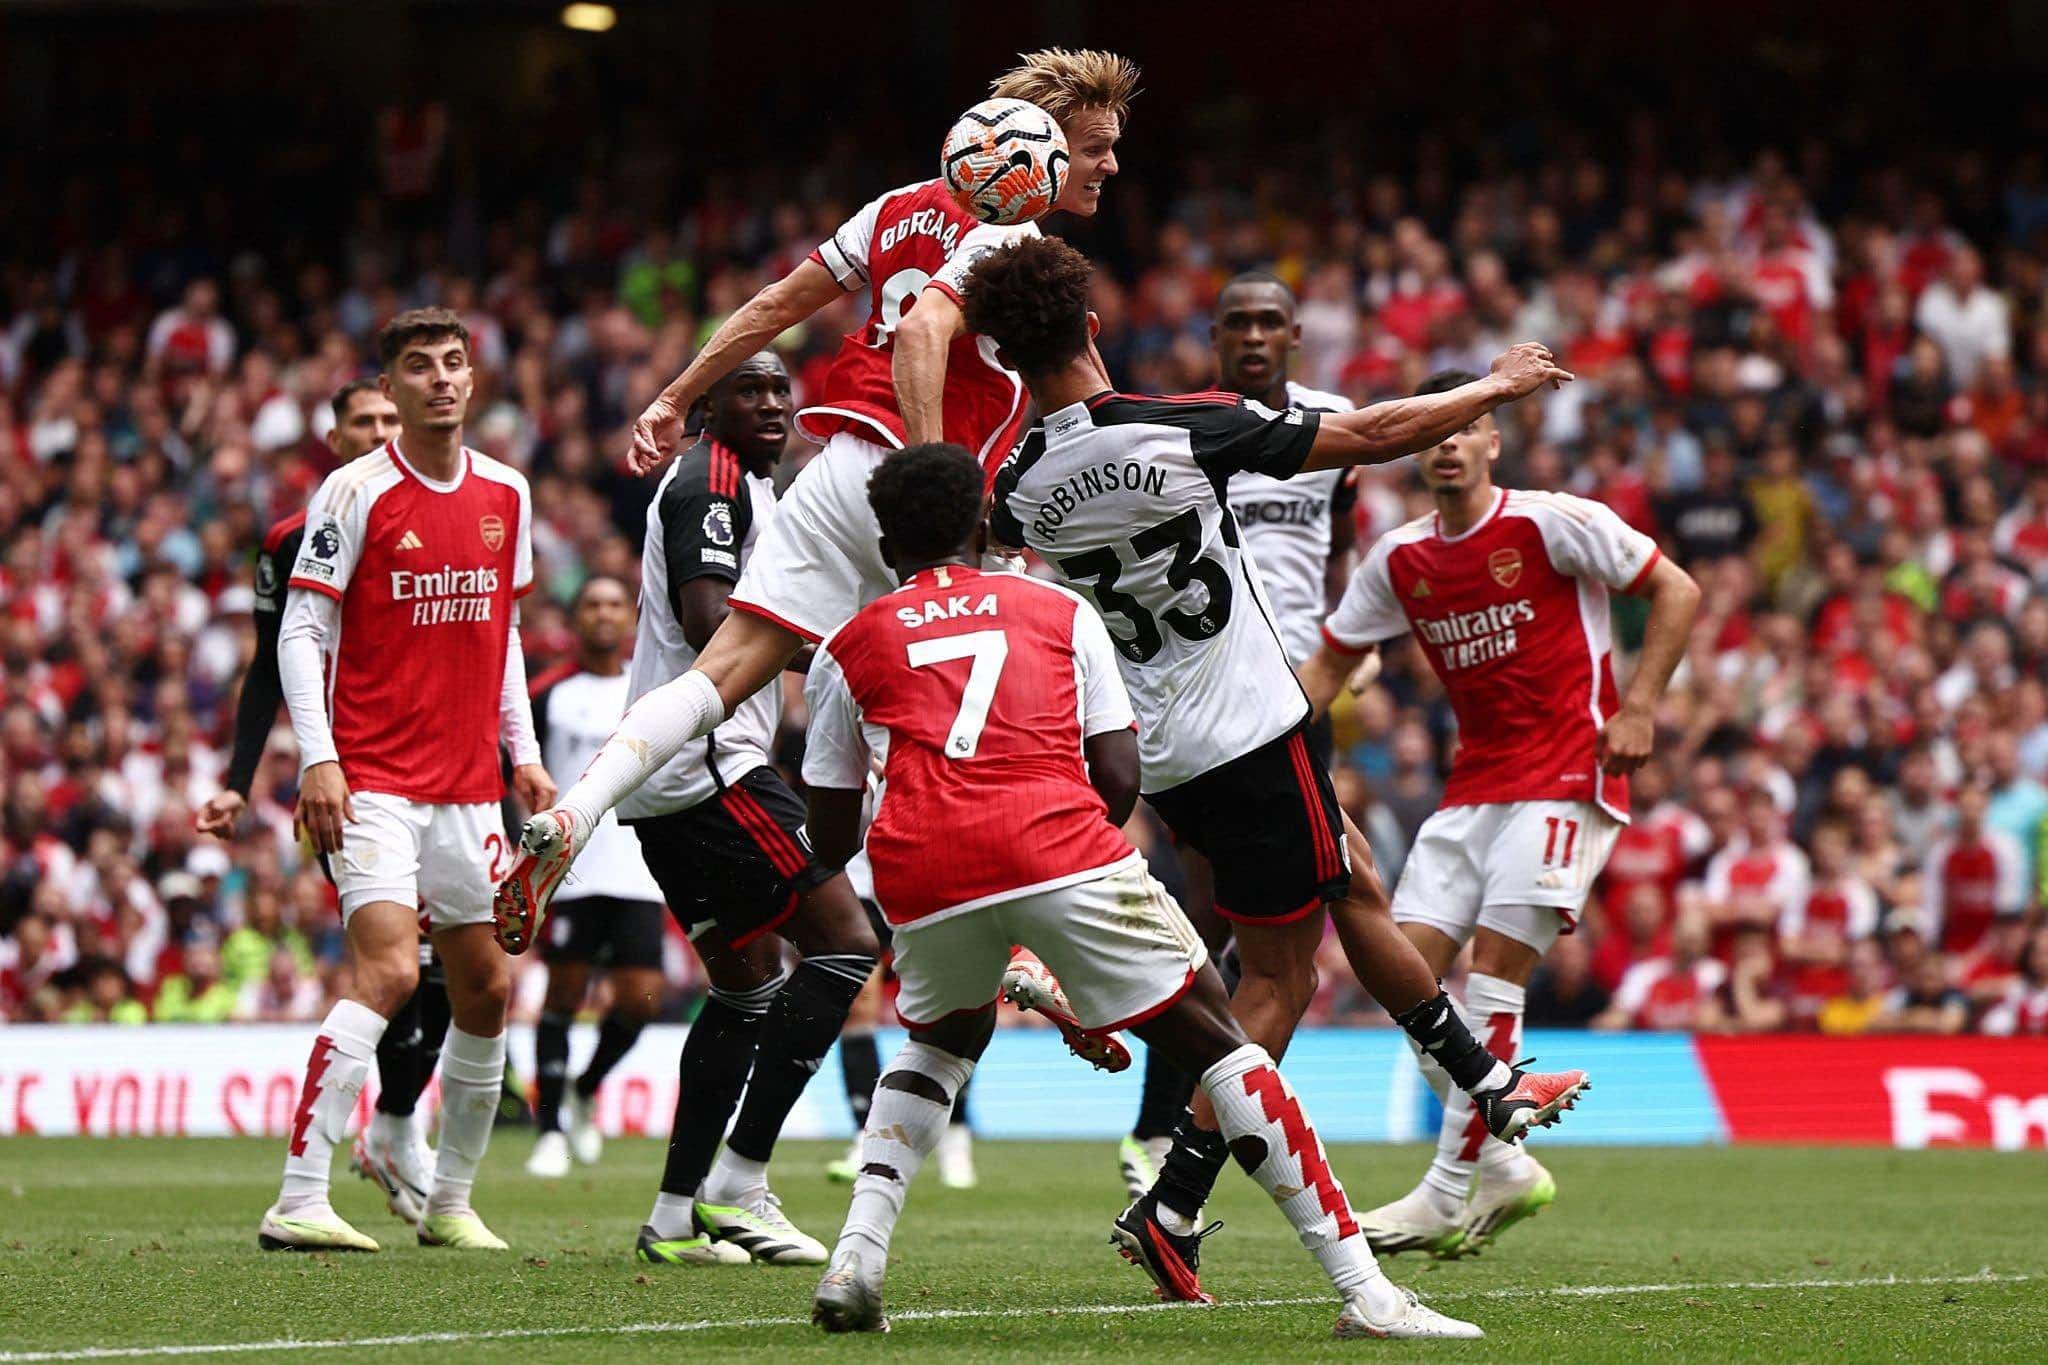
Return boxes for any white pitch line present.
[0,1271,2029,1362]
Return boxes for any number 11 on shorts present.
[1542,815,1579,868]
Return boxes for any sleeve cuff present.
[514,579,535,599]
[1623,546,1663,595]
[925,277,965,306]
[287,576,343,602]
[1321,622,1373,657]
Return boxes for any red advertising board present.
[1696,1036,2048,1149]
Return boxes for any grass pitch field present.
[1,1138,2042,1362]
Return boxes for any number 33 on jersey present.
[802,564,1137,927]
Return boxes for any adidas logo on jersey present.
[396,530,424,551]
[1411,579,1433,599]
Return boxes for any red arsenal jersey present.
[1924,832,2027,954]
[1323,488,1661,820]
[288,442,532,804]
[801,179,1035,472]
[803,565,1137,925]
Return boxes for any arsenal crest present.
[1488,547,1522,588]
[479,514,506,553]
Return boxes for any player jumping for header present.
[1299,370,1699,1257]
[495,55,1139,1016]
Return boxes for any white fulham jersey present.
[991,389,1323,792]
[618,438,783,819]
[532,670,665,903]
[1227,381,1357,664]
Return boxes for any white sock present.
[647,1190,697,1241]
[839,1042,974,1257]
[703,1150,769,1206]
[278,1000,385,1213]
[368,1109,414,1151]
[427,1026,505,1218]
[1423,973,1525,1204]
[1200,1043,1386,1302]
[558,670,724,829]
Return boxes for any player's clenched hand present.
[296,761,355,854]
[194,790,246,838]
[1597,705,1655,777]
[627,393,686,475]
[511,763,557,814]
[1488,342,1575,399]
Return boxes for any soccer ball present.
[941,98,1068,226]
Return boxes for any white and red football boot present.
[1000,953,1132,1073]
[491,808,589,956]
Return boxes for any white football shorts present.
[329,791,504,927]
[727,432,897,643]
[1389,799,1621,952]
[890,855,1208,1034]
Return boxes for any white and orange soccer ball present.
[941,97,1068,226]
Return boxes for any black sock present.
[725,953,875,1162]
[534,1010,571,1134]
[950,1074,973,1129]
[661,984,773,1197]
[374,981,426,1118]
[1391,987,1503,1094]
[840,1030,882,1127]
[575,1011,644,1100]
[1134,1045,1198,1140]
[1153,1114,1230,1222]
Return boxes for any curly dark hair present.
[868,443,986,567]
[1416,367,1482,396]
[376,306,471,368]
[960,237,1093,376]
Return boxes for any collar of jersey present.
[386,439,468,493]
[1435,487,1505,544]
[899,563,985,592]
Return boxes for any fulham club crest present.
[1488,548,1522,588]
[479,515,506,552]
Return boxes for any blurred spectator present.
[152,940,237,1022]
[1595,909,1727,1031]
[5,94,2048,1037]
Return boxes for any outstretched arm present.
[1301,343,1573,471]
[627,258,844,474]
[1598,556,1701,776]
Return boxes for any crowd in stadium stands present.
[5,137,2048,1040]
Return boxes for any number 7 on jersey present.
[907,629,1009,760]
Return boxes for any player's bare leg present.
[498,613,806,941]
[416,922,512,1250]
[259,901,420,1253]
[1325,814,1587,1138]
[1364,922,1556,1258]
